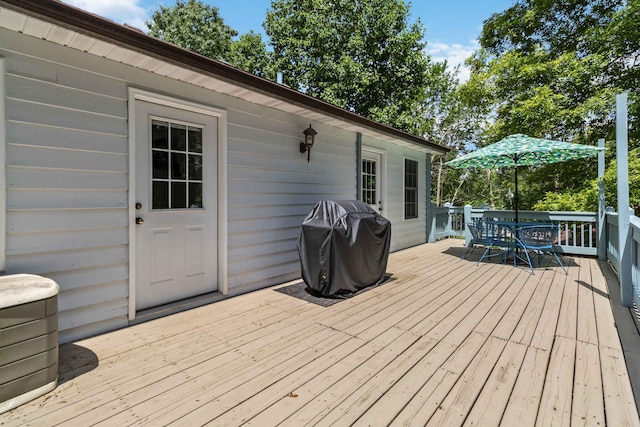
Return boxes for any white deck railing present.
[431,205,598,256]
[606,212,640,310]
[431,203,639,310]
[433,205,465,240]
[430,95,637,314]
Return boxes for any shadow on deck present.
[3,239,640,426]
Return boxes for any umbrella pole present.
[514,166,519,223]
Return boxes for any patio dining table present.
[483,220,558,272]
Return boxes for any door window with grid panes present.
[151,120,204,210]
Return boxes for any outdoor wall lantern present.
[299,124,318,162]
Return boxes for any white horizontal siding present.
[8,121,128,154]
[1,26,433,344]
[7,226,127,256]
[58,280,129,313]
[3,47,130,343]
[57,299,129,343]
[6,245,128,277]
[225,104,357,290]
[228,249,300,277]
[227,260,301,296]
[228,227,299,247]
[8,167,127,190]
[7,143,127,172]
[7,188,127,209]
[47,264,129,292]
[7,98,127,135]
[228,215,308,235]
[6,208,127,233]
[6,73,126,117]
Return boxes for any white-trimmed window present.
[404,158,418,219]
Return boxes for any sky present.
[62,0,514,82]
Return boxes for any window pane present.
[152,150,169,179]
[189,128,203,153]
[152,181,169,209]
[189,154,203,180]
[152,121,168,149]
[366,176,376,190]
[407,173,416,188]
[405,189,415,203]
[171,182,187,208]
[171,124,187,151]
[171,152,187,180]
[189,183,203,208]
[364,190,375,205]
[405,203,417,219]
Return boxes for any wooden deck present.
[3,239,639,426]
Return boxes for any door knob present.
[135,217,144,225]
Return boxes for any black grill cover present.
[297,200,391,296]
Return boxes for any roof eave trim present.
[2,0,450,154]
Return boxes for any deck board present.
[3,239,639,426]
[425,335,509,427]
[572,341,605,426]
[536,336,575,426]
[462,340,528,426]
[500,347,550,427]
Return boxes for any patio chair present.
[515,224,568,275]
[462,222,512,265]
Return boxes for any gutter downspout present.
[356,133,362,201]
[426,153,435,243]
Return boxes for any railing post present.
[425,153,433,243]
[444,202,453,237]
[597,138,607,261]
[616,93,633,307]
[427,200,437,243]
[464,204,472,247]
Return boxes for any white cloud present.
[63,0,149,31]
[426,41,479,83]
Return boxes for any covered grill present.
[297,200,391,296]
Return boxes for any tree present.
[534,148,640,213]
[418,62,487,206]
[229,31,273,78]
[147,0,276,77]
[452,0,639,210]
[264,0,432,132]
[147,0,238,61]
[473,0,639,143]
[480,0,623,58]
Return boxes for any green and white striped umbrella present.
[446,134,604,222]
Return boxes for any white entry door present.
[361,150,385,213]
[135,100,218,311]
